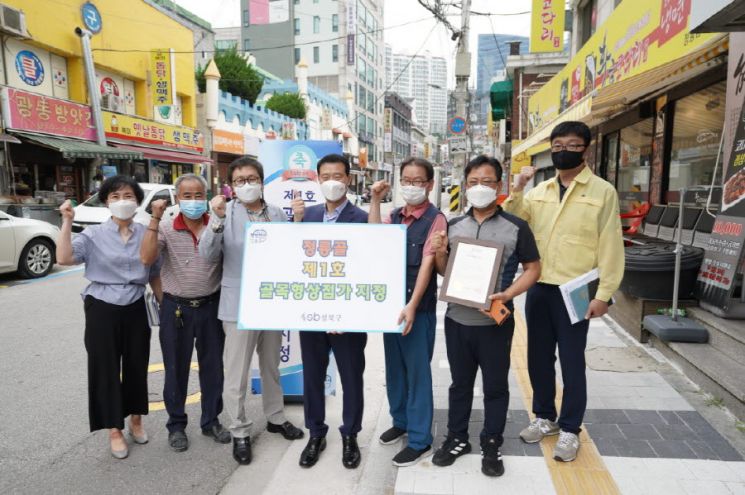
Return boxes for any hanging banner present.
[260,140,342,220]
[237,223,406,332]
[346,0,356,65]
[150,49,173,106]
[527,0,715,134]
[530,0,565,53]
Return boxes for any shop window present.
[618,119,653,212]
[667,81,726,202]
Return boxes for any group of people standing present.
[56,120,623,480]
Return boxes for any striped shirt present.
[158,213,222,298]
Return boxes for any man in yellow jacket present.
[502,121,624,462]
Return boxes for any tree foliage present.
[195,47,263,104]
[265,92,307,119]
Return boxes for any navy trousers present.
[444,316,514,447]
[525,283,590,434]
[384,311,436,450]
[160,295,225,433]
[300,331,367,438]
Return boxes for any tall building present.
[385,47,447,135]
[241,0,385,164]
[475,34,529,122]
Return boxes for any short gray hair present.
[174,173,208,193]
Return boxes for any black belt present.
[163,291,220,308]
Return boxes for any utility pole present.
[452,0,471,213]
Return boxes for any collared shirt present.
[558,178,568,201]
[72,219,160,306]
[157,213,222,298]
[446,206,540,326]
[502,166,625,302]
[323,199,349,223]
[384,200,448,256]
[244,201,271,223]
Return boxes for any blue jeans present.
[383,311,436,450]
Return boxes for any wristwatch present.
[210,217,225,233]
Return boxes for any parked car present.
[0,210,60,278]
[72,183,176,233]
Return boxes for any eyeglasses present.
[551,143,586,152]
[401,178,429,187]
[466,179,499,187]
[232,176,262,187]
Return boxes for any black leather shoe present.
[168,431,189,452]
[202,423,232,444]
[267,421,305,440]
[342,435,361,469]
[232,437,252,465]
[299,437,326,468]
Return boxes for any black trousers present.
[160,295,225,433]
[444,316,514,446]
[300,331,367,438]
[525,283,589,434]
[84,295,151,432]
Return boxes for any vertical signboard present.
[150,49,173,106]
[346,0,356,65]
[530,0,565,53]
[384,108,392,153]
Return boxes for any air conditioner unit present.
[101,93,121,112]
[0,4,29,38]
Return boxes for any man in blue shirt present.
[291,154,368,470]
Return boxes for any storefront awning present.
[12,132,143,159]
[512,95,593,157]
[592,35,729,112]
[111,143,212,164]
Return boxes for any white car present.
[0,210,60,278]
[72,183,177,233]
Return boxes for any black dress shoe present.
[267,421,305,440]
[168,431,189,452]
[342,435,361,469]
[233,437,252,465]
[202,423,232,444]
[299,437,326,468]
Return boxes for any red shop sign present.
[1,87,97,140]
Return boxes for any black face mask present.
[551,150,584,170]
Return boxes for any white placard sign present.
[237,223,407,332]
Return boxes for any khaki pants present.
[222,322,286,438]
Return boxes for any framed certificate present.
[439,238,504,310]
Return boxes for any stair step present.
[687,308,745,363]
[668,341,745,403]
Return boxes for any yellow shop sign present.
[103,111,204,152]
[527,0,714,134]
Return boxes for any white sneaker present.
[553,431,580,462]
[519,418,560,444]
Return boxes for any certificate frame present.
[439,237,504,310]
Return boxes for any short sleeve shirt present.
[384,201,447,256]
[445,207,540,326]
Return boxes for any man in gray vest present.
[200,157,304,465]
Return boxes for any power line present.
[92,16,432,54]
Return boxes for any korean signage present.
[527,0,714,134]
[249,0,289,25]
[1,87,96,140]
[321,108,332,130]
[530,0,564,53]
[237,223,406,333]
[384,108,393,153]
[696,35,745,309]
[260,140,342,221]
[150,49,173,106]
[102,111,204,152]
[213,129,244,154]
[346,0,356,65]
[510,142,531,174]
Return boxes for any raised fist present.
[515,166,535,191]
[210,194,227,218]
[371,180,390,201]
[150,199,168,219]
[59,199,75,222]
[431,230,448,255]
[291,190,305,222]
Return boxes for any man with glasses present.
[291,154,369,470]
[503,121,624,462]
[367,158,447,467]
[430,155,541,477]
[200,157,304,466]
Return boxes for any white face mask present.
[320,180,347,202]
[108,199,138,220]
[235,183,262,204]
[466,185,497,209]
[401,185,427,206]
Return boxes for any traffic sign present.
[448,116,467,134]
[448,136,467,154]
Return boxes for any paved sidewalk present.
[393,296,745,495]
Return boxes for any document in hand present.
[559,268,600,325]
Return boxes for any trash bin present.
[620,242,704,299]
